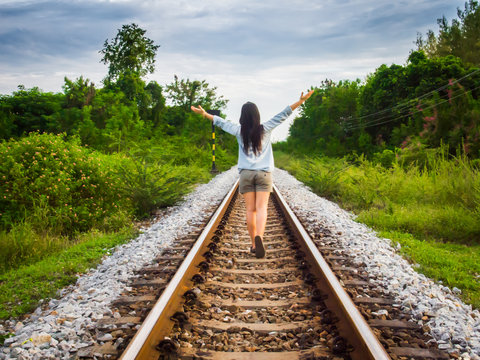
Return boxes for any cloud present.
[0,0,138,64]
[0,0,464,141]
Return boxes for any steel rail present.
[272,183,390,360]
[120,179,239,360]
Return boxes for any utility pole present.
[207,110,220,174]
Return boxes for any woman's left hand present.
[300,90,314,102]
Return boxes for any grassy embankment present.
[275,151,480,308]
[0,133,235,322]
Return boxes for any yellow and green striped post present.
[207,110,220,174]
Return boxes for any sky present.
[0,0,463,141]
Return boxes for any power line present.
[345,83,480,131]
[342,68,480,128]
[344,83,475,130]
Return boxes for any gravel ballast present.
[1,166,479,359]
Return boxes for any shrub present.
[373,149,395,168]
[0,132,132,234]
[118,148,197,218]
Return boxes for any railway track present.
[78,181,450,359]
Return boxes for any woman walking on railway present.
[191,90,314,258]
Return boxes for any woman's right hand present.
[300,90,314,102]
[191,105,206,117]
[191,105,214,121]
[290,89,315,111]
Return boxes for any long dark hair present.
[239,102,264,156]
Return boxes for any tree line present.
[282,1,480,163]
[0,23,233,155]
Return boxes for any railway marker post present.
[207,110,220,174]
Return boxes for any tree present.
[139,81,165,127]
[46,77,96,134]
[100,23,160,82]
[163,75,228,133]
[0,86,64,138]
[416,1,480,66]
[63,76,96,109]
[165,75,228,111]
[288,80,359,156]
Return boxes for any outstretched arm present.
[190,105,213,121]
[290,90,314,111]
[262,90,315,132]
[192,105,240,136]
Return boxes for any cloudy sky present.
[0,0,462,141]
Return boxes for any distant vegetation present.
[275,151,480,307]
[280,1,480,160]
[0,23,236,271]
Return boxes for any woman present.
[191,90,314,258]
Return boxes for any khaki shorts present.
[239,170,273,194]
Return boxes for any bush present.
[0,132,132,234]
[296,157,349,199]
[373,149,395,168]
[118,148,198,218]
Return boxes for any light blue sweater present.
[213,106,293,172]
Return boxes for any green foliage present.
[288,80,360,156]
[372,149,395,168]
[0,23,238,321]
[118,148,195,218]
[63,76,96,109]
[382,230,480,308]
[0,222,69,273]
[139,81,166,128]
[416,0,480,66]
[100,23,160,81]
[276,151,480,306]
[284,53,479,158]
[166,75,228,112]
[296,157,349,198]
[276,151,480,244]
[0,131,233,273]
[0,133,132,235]
[0,86,64,138]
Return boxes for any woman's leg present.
[243,192,256,248]
[255,191,270,238]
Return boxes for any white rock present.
[97,333,113,342]
[14,322,24,332]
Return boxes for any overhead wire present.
[344,83,476,130]
[345,83,480,131]
[341,68,480,128]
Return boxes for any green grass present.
[275,150,480,308]
[383,230,480,307]
[0,228,136,320]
